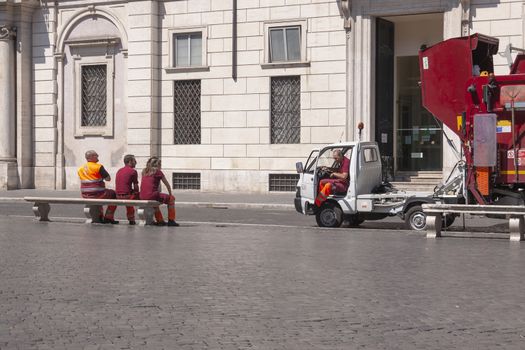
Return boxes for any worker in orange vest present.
[314,149,350,207]
[77,150,119,224]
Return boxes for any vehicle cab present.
[295,141,384,227]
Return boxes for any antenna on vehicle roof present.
[338,131,344,143]
[357,122,364,141]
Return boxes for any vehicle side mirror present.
[295,162,304,173]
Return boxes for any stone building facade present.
[0,0,523,192]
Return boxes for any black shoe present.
[154,221,167,226]
[167,220,179,227]
[129,220,136,225]
[104,218,120,224]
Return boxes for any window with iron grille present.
[271,76,300,144]
[81,64,107,127]
[269,174,300,192]
[173,172,201,190]
[174,80,201,144]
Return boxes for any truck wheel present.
[315,203,343,228]
[405,205,427,231]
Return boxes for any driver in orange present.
[314,149,350,207]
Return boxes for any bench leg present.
[84,205,104,224]
[32,203,50,221]
[426,213,442,238]
[137,207,155,226]
[509,217,524,242]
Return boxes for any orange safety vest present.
[78,162,106,194]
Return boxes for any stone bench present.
[422,203,525,241]
[24,197,161,226]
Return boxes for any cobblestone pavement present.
[1,216,525,350]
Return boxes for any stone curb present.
[0,198,25,202]
[0,197,295,210]
[176,202,294,210]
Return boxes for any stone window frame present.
[67,38,118,138]
[73,55,114,137]
[166,26,209,73]
[262,20,310,69]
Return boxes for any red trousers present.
[82,189,117,220]
[314,179,349,207]
[116,193,139,220]
[154,193,176,223]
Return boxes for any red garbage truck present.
[420,33,525,206]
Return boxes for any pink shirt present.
[337,157,350,184]
[139,169,164,200]
[115,165,138,195]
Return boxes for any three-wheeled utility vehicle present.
[294,141,461,229]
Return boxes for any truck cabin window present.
[317,147,352,169]
[363,148,378,163]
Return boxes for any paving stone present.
[1,216,525,349]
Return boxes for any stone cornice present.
[0,0,40,4]
[0,25,16,40]
[0,0,40,8]
[338,0,351,30]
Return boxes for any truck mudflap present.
[294,198,303,214]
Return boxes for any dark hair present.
[123,154,135,165]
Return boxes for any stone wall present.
[27,0,525,192]
[158,0,347,192]
[470,0,524,74]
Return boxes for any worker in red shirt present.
[140,157,179,227]
[77,150,118,224]
[115,154,139,225]
[315,149,350,207]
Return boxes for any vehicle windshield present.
[317,147,353,169]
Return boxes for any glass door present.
[396,56,442,171]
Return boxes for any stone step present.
[396,171,443,175]
[390,171,443,193]
[390,182,438,193]
[395,171,442,179]
[393,177,442,183]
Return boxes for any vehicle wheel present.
[315,202,343,228]
[347,214,365,227]
[404,205,427,231]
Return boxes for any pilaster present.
[16,4,37,188]
[0,24,17,189]
[348,12,373,142]
[127,0,161,164]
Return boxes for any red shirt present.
[337,157,351,184]
[140,169,164,200]
[115,165,139,195]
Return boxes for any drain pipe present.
[232,0,237,81]
[339,0,352,140]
